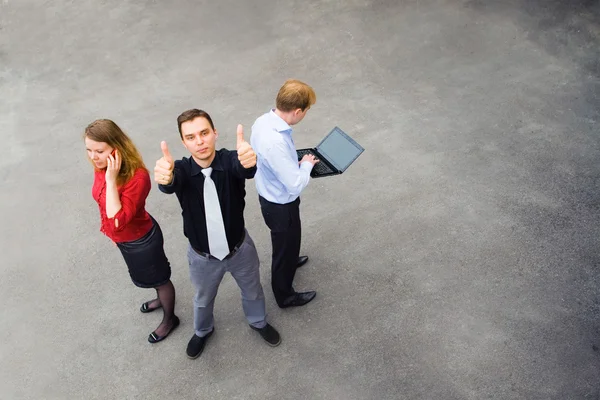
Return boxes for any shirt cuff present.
[300,161,314,172]
[107,209,125,231]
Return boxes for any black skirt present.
[116,217,171,288]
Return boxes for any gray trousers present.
[187,231,267,337]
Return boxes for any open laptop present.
[296,126,365,178]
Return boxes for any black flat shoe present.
[140,300,162,313]
[250,323,282,347]
[296,256,309,268]
[186,329,214,359]
[148,316,180,344]
[279,291,316,308]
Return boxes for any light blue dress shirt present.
[250,109,314,204]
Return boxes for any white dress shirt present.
[250,109,313,204]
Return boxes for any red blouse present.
[92,168,153,243]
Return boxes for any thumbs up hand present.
[154,141,175,184]
[236,124,257,169]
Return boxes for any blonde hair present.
[84,119,147,186]
[275,79,316,112]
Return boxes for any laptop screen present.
[316,127,364,172]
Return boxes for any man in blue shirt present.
[250,79,319,308]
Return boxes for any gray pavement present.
[2,0,600,399]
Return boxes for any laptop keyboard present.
[297,149,334,175]
[296,149,313,160]
[312,161,333,174]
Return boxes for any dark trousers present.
[259,196,301,306]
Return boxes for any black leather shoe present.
[250,323,281,347]
[279,291,316,308]
[296,256,309,268]
[140,300,162,313]
[148,316,180,343]
[186,329,214,359]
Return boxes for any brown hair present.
[275,79,316,112]
[176,109,215,139]
[83,119,147,186]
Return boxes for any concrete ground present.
[1,0,600,399]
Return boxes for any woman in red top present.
[84,119,179,343]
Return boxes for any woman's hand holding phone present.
[105,148,121,184]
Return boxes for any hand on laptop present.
[300,154,319,166]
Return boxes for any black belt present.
[259,195,300,207]
[192,230,246,260]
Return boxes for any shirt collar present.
[190,149,224,176]
[269,109,292,133]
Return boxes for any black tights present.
[147,280,176,336]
